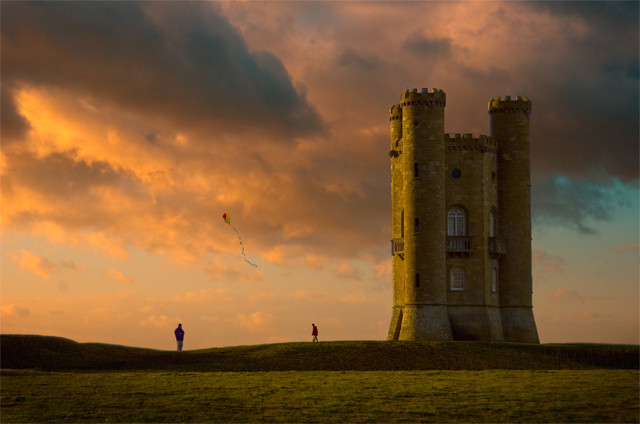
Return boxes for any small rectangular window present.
[414,218,419,233]
[414,163,419,178]
[415,273,420,288]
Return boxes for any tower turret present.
[387,104,405,340]
[395,88,453,341]
[489,96,540,343]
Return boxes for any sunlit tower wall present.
[489,96,540,344]
[389,88,453,341]
[387,104,405,340]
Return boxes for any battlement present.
[488,96,532,115]
[389,104,403,121]
[445,133,497,151]
[401,88,446,107]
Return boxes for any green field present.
[1,335,638,423]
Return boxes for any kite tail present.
[229,225,259,268]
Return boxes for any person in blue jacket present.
[174,323,185,351]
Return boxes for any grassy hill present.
[2,334,638,372]
[3,335,638,423]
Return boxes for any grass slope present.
[3,370,638,423]
[1,334,638,371]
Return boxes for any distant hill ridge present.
[1,334,638,372]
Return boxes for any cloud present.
[612,242,639,253]
[402,32,452,58]
[337,49,385,71]
[1,304,32,317]
[171,289,230,304]
[532,175,633,234]
[0,83,30,144]
[576,311,604,322]
[291,289,312,300]
[322,318,341,326]
[551,289,585,303]
[0,1,637,302]
[140,315,176,329]
[342,294,367,305]
[1,2,325,141]
[531,2,639,46]
[532,249,565,274]
[334,262,361,280]
[231,311,274,331]
[107,269,134,285]
[8,249,59,281]
[374,261,392,277]
[60,259,77,270]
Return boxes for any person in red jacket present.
[311,323,318,342]
[174,323,185,351]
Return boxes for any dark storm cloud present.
[402,33,452,58]
[459,66,511,86]
[524,1,639,182]
[533,1,638,37]
[532,174,633,234]
[529,68,639,182]
[1,1,325,140]
[337,49,384,71]
[1,83,31,144]
[600,58,639,80]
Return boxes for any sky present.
[1,1,638,350]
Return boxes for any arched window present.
[414,218,420,233]
[450,267,465,291]
[489,209,496,237]
[415,273,420,288]
[492,267,498,292]
[401,210,404,238]
[447,207,466,236]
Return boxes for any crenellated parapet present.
[488,96,532,115]
[445,133,498,152]
[401,88,446,107]
[389,104,402,121]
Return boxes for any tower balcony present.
[488,237,507,259]
[447,236,474,256]
[391,238,405,260]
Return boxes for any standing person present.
[174,323,185,351]
[311,323,318,342]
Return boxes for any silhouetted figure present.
[311,323,318,342]
[174,323,184,351]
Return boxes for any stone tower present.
[387,88,540,343]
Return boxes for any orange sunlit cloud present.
[9,249,58,281]
[107,269,134,285]
[1,304,32,317]
[532,250,566,274]
[612,242,639,253]
[141,315,178,329]
[231,311,274,332]
[551,289,585,303]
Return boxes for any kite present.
[222,213,258,268]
